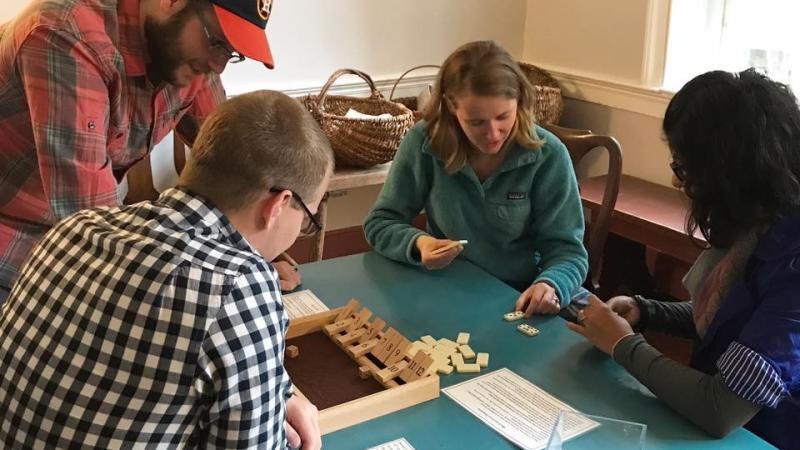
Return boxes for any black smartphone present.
[559,289,591,324]
[558,303,585,324]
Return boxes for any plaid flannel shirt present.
[0,188,293,448]
[0,0,226,288]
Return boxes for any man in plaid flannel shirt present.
[0,0,304,303]
[0,89,331,449]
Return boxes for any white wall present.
[562,99,672,187]
[222,0,527,95]
[523,0,669,88]
[1,2,29,21]
[523,0,675,187]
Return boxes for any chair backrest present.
[123,135,187,204]
[124,135,326,261]
[543,124,623,292]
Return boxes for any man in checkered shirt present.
[0,90,331,449]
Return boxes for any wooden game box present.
[284,299,440,434]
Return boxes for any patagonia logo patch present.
[507,191,527,200]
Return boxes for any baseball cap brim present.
[212,4,274,69]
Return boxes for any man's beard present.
[143,8,193,86]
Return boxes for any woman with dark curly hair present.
[568,69,800,449]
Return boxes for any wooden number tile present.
[359,318,386,344]
[336,328,366,347]
[376,360,409,384]
[371,328,400,361]
[384,337,411,366]
[347,338,379,359]
[399,351,434,383]
[346,308,373,333]
[335,298,360,322]
[323,318,353,336]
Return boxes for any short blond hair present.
[424,40,544,174]
[179,90,334,211]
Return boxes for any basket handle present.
[389,65,440,101]
[316,68,381,111]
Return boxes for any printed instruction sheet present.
[365,437,416,450]
[442,368,598,450]
[282,289,329,319]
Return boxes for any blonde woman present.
[365,41,588,315]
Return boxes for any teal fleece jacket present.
[364,121,588,305]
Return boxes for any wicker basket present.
[303,69,415,168]
[518,62,563,125]
[389,65,441,123]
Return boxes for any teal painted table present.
[297,253,774,450]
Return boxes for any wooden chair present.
[124,135,326,261]
[543,124,623,292]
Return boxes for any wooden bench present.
[581,174,705,266]
[581,174,707,300]
[580,174,705,363]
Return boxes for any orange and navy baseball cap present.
[210,0,275,68]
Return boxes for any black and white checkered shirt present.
[0,188,292,449]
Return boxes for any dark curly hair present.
[663,68,800,248]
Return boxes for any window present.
[663,0,800,92]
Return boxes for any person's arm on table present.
[607,295,698,339]
[273,252,301,292]
[285,395,320,450]
[364,125,463,269]
[518,135,588,315]
[633,295,699,339]
[569,296,759,437]
[614,334,760,437]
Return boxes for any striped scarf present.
[683,230,761,338]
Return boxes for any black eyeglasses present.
[670,160,686,182]
[193,4,245,64]
[270,188,321,234]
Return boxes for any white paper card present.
[442,368,598,450]
[282,289,329,319]
[365,437,416,450]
